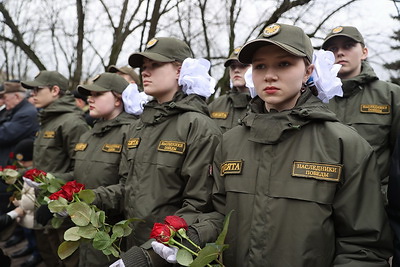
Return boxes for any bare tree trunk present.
[71,0,85,90]
[0,3,46,70]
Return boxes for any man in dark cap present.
[0,80,38,167]
[0,84,7,122]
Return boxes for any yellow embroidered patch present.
[220,160,243,176]
[292,161,342,182]
[43,131,55,138]
[127,138,140,149]
[263,24,280,37]
[102,144,122,153]
[210,112,228,119]
[332,26,343,33]
[158,141,186,154]
[147,38,158,48]
[74,143,88,151]
[360,104,390,114]
[16,153,24,161]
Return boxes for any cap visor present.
[322,34,359,49]
[129,52,174,68]
[77,84,109,96]
[238,39,306,64]
[107,65,120,73]
[21,80,43,89]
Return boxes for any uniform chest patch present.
[127,138,140,149]
[220,160,243,176]
[292,161,342,182]
[210,112,228,119]
[158,140,186,154]
[74,143,88,151]
[360,104,390,114]
[102,144,122,153]
[43,131,55,138]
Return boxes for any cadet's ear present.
[51,85,61,97]
[361,46,368,61]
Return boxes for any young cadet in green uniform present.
[68,72,137,267]
[102,37,222,267]
[322,26,400,200]
[21,71,89,267]
[208,47,251,132]
[206,23,392,267]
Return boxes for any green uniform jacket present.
[99,91,222,249]
[73,111,138,267]
[327,61,400,195]
[212,91,393,267]
[208,89,251,133]
[33,94,89,174]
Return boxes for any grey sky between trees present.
[0,0,399,94]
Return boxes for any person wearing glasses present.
[21,70,89,267]
[208,47,252,133]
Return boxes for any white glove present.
[151,241,178,263]
[109,259,125,267]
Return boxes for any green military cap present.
[107,65,141,86]
[238,23,313,64]
[224,46,242,67]
[21,70,69,91]
[322,26,365,49]
[129,37,193,68]
[77,72,129,96]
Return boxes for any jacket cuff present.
[121,246,151,267]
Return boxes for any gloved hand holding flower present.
[150,213,232,267]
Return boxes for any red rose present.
[4,165,17,170]
[164,215,188,231]
[9,152,14,159]
[49,191,67,200]
[0,166,3,171]
[24,168,47,181]
[150,223,174,243]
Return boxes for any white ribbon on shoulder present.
[122,83,153,115]
[244,67,257,98]
[310,50,343,103]
[179,58,216,98]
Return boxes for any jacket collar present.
[241,90,338,144]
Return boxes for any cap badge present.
[16,153,24,161]
[332,26,343,34]
[146,38,158,49]
[263,24,280,37]
[233,46,241,55]
[92,74,101,82]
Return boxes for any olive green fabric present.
[108,65,141,85]
[22,70,69,91]
[95,90,222,250]
[322,25,365,49]
[77,72,129,96]
[327,61,400,199]
[239,23,313,63]
[211,91,393,266]
[33,94,89,174]
[208,90,251,133]
[129,37,193,68]
[224,46,242,67]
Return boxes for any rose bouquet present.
[47,180,140,259]
[150,211,232,267]
[22,168,65,205]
